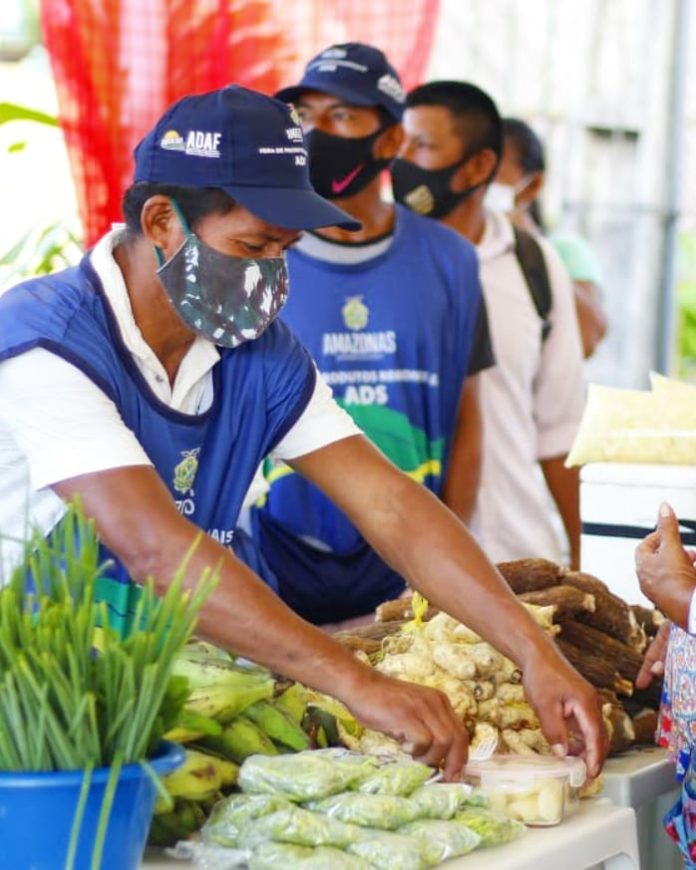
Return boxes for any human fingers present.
[413,689,468,781]
[398,685,467,777]
[635,621,670,689]
[656,502,686,555]
[635,530,661,560]
[562,691,607,778]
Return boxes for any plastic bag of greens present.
[309,792,422,830]
[409,783,488,819]
[356,758,432,796]
[400,819,481,860]
[239,750,376,801]
[454,807,525,847]
[238,806,360,849]
[202,793,294,846]
[348,831,440,870]
[248,843,370,870]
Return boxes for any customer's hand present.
[635,503,696,628]
[341,669,469,781]
[522,644,608,779]
[635,621,671,689]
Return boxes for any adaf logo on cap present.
[160,130,185,151]
[377,74,406,104]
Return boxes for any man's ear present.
[451,148,499,192]
[140,196,183,253]
[374,123,405,161]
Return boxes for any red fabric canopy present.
[40,0,440,246]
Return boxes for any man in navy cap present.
[0,85,605,780]
[251,43,494,625]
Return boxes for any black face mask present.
[305,127,391,200]
[391,157,477,219]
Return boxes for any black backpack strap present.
[513,226,553,341]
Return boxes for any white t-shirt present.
[469,211,585,563]
[0,229,359,579]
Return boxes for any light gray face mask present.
[484,175,535,214]
[155,206,289,348]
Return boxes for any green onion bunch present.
[0,500,218,868]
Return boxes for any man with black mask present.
[248,44,494,626]
[393,81,585,569]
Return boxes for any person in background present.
[393,81,585,568]
[0,84,605,779]
[249,43,494,626]
[636,503,696,865]
[494,117,608,358]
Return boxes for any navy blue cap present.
[133,86,360,231]
[276,43,406,122]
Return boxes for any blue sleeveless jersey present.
[0,253,315,631]
[253,205,482,623]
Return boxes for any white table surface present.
[601,745,677,806]
[141,799,639,870]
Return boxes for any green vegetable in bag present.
[239,751,376,801]
[348,830,440,870]
[309,793,422,830]
[409,783,488,819]
[238,806,360,849]
[202,793,294,846]
[454,807,525,847]
[400,819,481,860]
[356,759,432,796]
[249,843,369,870]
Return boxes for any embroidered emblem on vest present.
[173,448,200,494]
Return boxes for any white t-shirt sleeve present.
[270,368,362,461]
[0,348,152,490]
[533,239,586,460]
[239,370,361,510]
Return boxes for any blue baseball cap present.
[276,43,406,122]
[133,86,360,231]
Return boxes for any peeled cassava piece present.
[518,584,595,620]
[496,558,563,594]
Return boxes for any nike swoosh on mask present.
[331,162,365,195]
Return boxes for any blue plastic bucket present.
[0,740,184,869]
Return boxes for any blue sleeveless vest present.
[0,254,315,630]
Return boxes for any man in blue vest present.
[0,85,604,779]
[251,43,494,626]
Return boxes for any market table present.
[601,745,681,870]
[141,799,639,869]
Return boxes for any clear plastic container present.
[463,754,587,827]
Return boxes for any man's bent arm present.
[53,465,469,777]
[541,456,580,570]
[441,376,482,525]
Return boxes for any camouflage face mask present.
[156,228,289,349]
